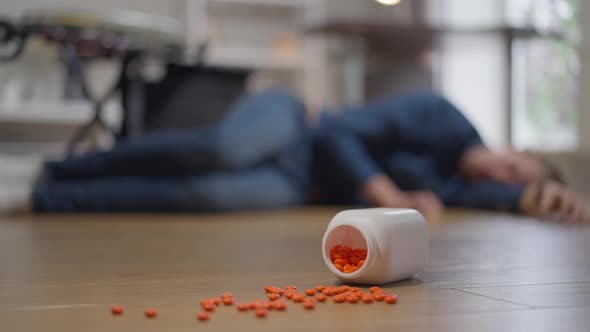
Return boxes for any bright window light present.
[375,0,401,6]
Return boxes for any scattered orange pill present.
[285,291,295,300]
[222,297,234,305]
[292,294,305,303]
[264,286,274,293]
[303,300,316,310]
[237,303,249,311]
[385,294,398,304]
[220,292,233,299]
[369,286,382,293]
[271,300,287,311]
[275,301,287,311]
[197,311,209,321]
[373,292,386,302]
[144,308,158,318]
[333,295,346,303]
[209,298,221,306]
[347,295,359,304]
[361,294,374,303]
[252,300,270,310]
[315,294,328,302]
[285,285,297,291]
[315,285,326,292]
[201,302,215,312]
[255,308,268,318]
[304,289,317,296]
[321,288,332,296]
[111,305,124,315]
[268,293,280,301]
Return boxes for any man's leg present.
[33,166,305,212]
[47,88,306,180]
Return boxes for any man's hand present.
[361,173,444,217]
[405,191,444,218]
[520,180,588,223]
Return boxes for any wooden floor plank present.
[456,282,590,309]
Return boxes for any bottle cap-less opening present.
[322,225,373,278]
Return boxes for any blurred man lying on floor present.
[0,89,586,222]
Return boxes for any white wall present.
[429,0,508,148]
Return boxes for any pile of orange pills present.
[329,245,367,273]
[111,283,397,323]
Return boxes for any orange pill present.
[373,292,385,301]
[357,260,365,268]
[303,301,316,310]
[385,294,398,304]
[350,287,359,292]
[333,295,346,303]
[273,288,285,295]
[304,289,317,296]
[361,294,373,303]
[220,292,233,299]
[201,302,215,312]
[197,312,209,321]
[209,298,221,306]
[237,303,249,311]
[264,286,274,293]
[334,264,344,272]
[333,259,348,266]
[285,285,297,291]
[253,300,270,310]
[332,252,342,259]
[315,285,326,292]
[321,288,334,296]
[347,295,359,304]
[144,308,158,318]
[315,294,328,302]
[222,297,234,305]
[111,305,124,315]
[285,291,295,299]
[255,308,268,318]
[267,293,279,300]
[340,285,351,292]
[292,294,305,303]
[273,301,287,311]
[369,286,382,293]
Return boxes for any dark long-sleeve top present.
[312,92,524,212]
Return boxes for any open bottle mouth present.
[323,225,370,278]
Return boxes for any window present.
[509,0,580,151]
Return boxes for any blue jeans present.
[33,89,311,212]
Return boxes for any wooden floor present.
[1,207,589,331]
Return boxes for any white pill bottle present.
[322,208,428,285]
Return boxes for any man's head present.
[459,145,547,184]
